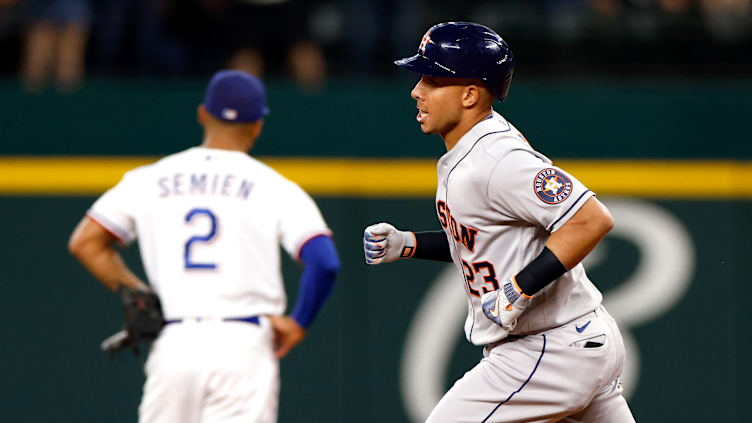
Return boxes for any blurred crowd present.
[0,0,750,92]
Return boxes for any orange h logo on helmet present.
[418,30,434,54]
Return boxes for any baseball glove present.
[101,286,165,355]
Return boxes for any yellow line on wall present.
[562,160,752,199]
[0,157,154,195]
[0,157,750,198]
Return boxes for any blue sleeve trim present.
[482,334,546,422]
[291,235,340,328]
[547,190,593,232]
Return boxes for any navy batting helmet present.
[395,22,514,102]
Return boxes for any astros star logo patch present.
[534,168,572,204]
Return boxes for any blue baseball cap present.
[204,70,270,123]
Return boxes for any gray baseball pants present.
[426,306,635,423]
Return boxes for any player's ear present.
[197,104,207,127]
[467,84,495,110]
[461,85,480,108]
[244,119,264,150]
[251,119,264,139]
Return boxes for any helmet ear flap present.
[495,70,514,102]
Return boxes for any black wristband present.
[514,246,568,296]
[413,231,453,262]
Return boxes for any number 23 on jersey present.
[462,260,499,297]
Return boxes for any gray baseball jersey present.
[435,111,602,346]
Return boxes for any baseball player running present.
[363,22,635,422]
[69,70,340,423]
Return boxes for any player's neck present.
[442,109,493,151]
[201,135,255,153]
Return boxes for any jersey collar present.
[438,110,507,168]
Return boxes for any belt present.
[164,316,260,326]
[485,334,522,350]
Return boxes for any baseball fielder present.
[363,22,635,422]
[69,70,340,423]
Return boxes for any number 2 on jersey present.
[184,208,218,270]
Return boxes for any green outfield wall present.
[1,196,750,422]
[0,78,751,159]
[0,79,750,422]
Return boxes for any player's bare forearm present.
[68,217,148,292]
[545,197,613,269]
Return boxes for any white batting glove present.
[363,222,415,265]
[481,279,531,332]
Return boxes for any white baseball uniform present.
[426,111,634,422]
[88,146,332,423]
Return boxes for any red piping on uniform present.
[86,211,128,246]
